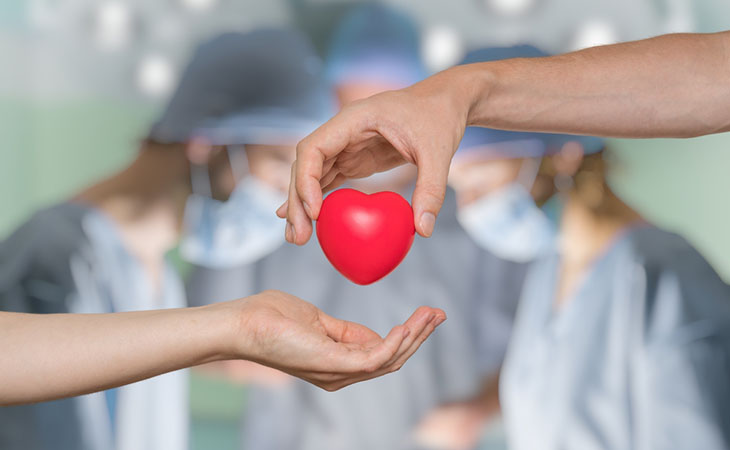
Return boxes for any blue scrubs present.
[187,188,529,450]
[500,226,730,449]
[0,203,189,450]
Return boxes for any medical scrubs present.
[0,203,189,450]
[500,226,730,450]
[187,189,529,450]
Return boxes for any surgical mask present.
[180,148,287,268]
[457,158,556,263]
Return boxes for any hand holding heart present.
[276,73,470,246]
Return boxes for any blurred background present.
[2,0,730,449]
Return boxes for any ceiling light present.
[422,26,465,73]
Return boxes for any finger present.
[276,201,287,218]
[321,173,347,194]
[294,133,327,221]
[277,158,337,218]
[325,314,437,389]
[318,167,340,190]
[318,311,382,344]
[285,161,313,245]
[381,306,435,368]
[322,156,337,175]
[388,309,446,372]
[411,152,452,238]
[359,324,410,372]
[295,110,361,221]
[320,324,409,376]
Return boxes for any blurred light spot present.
[136,55,176,98]
[180,0,217,12]
[422,26,464,73]
[571,20,619,50]
[486,0,536,17]
[94,1,133,51]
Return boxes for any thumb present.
[411,152,451,238]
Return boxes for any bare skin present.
[280,31,730,245]
[0,290,445,405]
[2,142,446,406]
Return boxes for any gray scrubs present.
[501,226,730,450]
[187,189,529,450]
[0,203,189,450]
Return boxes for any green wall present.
[609,137,730,281]
[0,97,157,235]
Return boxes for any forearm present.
[463,32,730,138]
[0,304,235,405]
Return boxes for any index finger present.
[293,107,364,222]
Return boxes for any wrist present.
[198,300,248,362]
[456,62,498,128]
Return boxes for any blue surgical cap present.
[148,29,335,146]
[457,45,604,160]
[325,4,426,88]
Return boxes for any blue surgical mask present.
[180,150,287,268]
[457,158,556,263]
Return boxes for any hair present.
[535,148,619,216]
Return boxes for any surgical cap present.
[325,4,426,88]
[457,45,604,160]
[148,29,335,146]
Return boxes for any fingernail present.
[303,201,313,219]
[434,316,446,327]
[419,212,436,237]
[426,313,436,325]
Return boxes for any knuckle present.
[295,138,309,156]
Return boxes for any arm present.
[468,31,730,138]
[0,290,445,405]
[281,32,730,245]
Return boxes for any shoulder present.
[0,203,95,297]
[623,227,730,346]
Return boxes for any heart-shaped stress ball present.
[316,188,415,285]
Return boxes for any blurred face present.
[245,144,297,194]
[199,144,295,202]
[448,157,523,207]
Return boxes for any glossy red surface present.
[316,188,415,285]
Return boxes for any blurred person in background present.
[447,45,730,449]
[0,29,333,450]
[187,5,523,450]
[498,141,730,449]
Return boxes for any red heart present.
[316,188,415,285]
